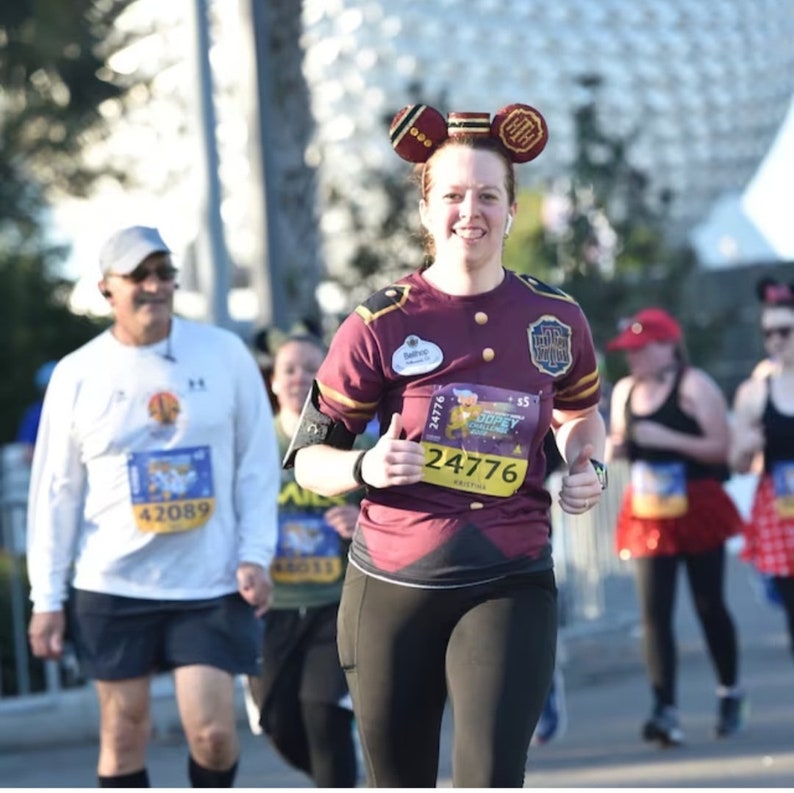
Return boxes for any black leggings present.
[337,565,557,788]
[771,575,794,659]
[634,546,739,709]
[301,702,357,788]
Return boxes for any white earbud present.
[505,216,514,237]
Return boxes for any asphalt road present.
[2,552,793,788]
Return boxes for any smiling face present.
[419,142,516,274]
[99,252,177,345]
[271,338,326,419]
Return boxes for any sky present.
[743,96,794,260]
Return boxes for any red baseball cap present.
[606,308,682,351]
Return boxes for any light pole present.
[192,0,233,330]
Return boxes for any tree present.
[1,0,142,221]
[0,251,107,444]
[503,74,724,384]
[316,82,445,324]
[0,0,141,442]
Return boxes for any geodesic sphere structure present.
[301,0,794,240]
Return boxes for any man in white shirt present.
[26,225,279,788]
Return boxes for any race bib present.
[272,513,343,584]
[420,384,539,497]
[771,461,794,517]
[631,460,687,519]
[127,446,215,533]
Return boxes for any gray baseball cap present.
[99,226,173,276]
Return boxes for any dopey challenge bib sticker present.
[272,513,343,584]
[772,461,794,517]
[127,446,215,533]
[420,384,539,497]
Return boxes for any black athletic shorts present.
[69,588,262,681]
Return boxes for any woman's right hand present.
[360,413,425,488]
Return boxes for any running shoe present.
[642,705,684,747]
[532,668,567,745]
[715,692,746,737]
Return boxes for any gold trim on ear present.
[390,104,448,163]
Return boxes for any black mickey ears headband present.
[756,277,794,306]
[389,103,549,164]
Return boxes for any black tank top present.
[762,378,794,472]
[626,367,728,481]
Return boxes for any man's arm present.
[26,364,85,658]
[231,340,279,609]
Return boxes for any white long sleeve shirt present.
[27,318,279,612]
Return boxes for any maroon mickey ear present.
[389,104,448,163]
[491,104,549,163]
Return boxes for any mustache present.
[134,295,172,307]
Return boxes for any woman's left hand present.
[558,444,602,515]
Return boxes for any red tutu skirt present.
[742,475,794,576]
[615,478,742,559]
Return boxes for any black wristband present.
[352,450,368,488]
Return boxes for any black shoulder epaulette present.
[516,274,576,303]
[355,284,411,324]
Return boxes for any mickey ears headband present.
[757,277,794,306]
[389,103,549,164]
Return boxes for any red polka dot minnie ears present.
[389,103,549,164]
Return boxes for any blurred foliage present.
[1,0,142,215]
[323,166,425,313]
[0,251,108,443]
[502,74,727,386]
[0,1,138,442]
[0,551,46,694]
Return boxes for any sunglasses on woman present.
[762,326,794,341]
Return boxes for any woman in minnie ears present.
[731,278,794,664]
[286,101,606,787]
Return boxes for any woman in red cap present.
[731,278,794,665]
[607,307,744,747]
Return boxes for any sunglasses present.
[108,263,178,284]
[762,326,794,341]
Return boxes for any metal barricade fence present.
[0,443,62,700]
[1,497,34,696]
[548,460,638,629]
